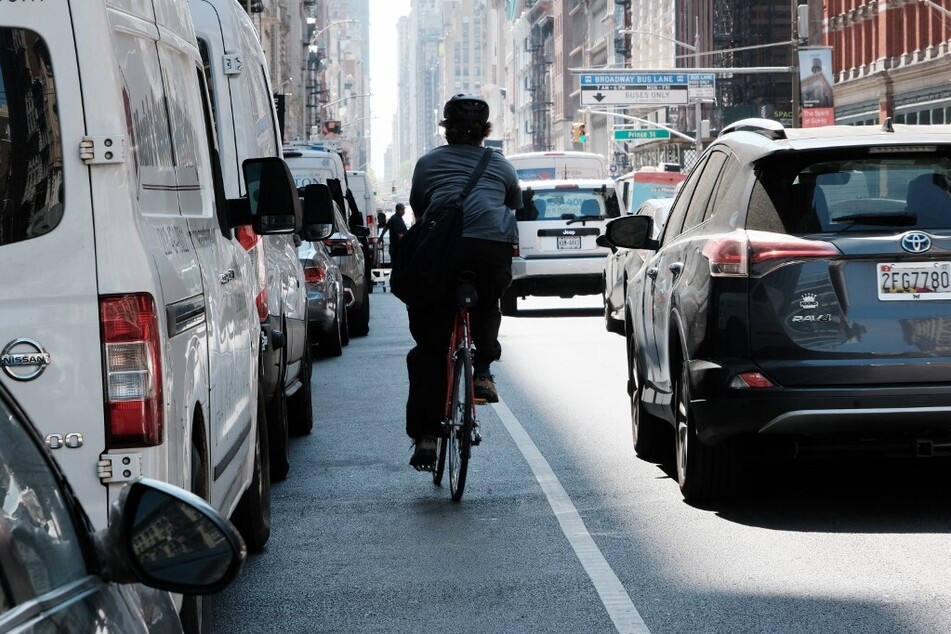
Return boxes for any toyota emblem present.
[900,232,932,254]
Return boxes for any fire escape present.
[527,12,553,151]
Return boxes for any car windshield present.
[752,149,951,234]
[519,185,621,221]
[0,29,64,247]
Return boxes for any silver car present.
[299,240,348,357]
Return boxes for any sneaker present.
[473,374,498,403]
[410,435,437,471]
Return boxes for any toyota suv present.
[604,118,951,503]
[503,178,621,314]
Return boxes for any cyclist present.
[404,94,522,470]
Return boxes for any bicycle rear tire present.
[433,433,447,486]
[448,348,473,502]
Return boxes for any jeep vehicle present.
[605,118,951,503]
[503,178,621,314]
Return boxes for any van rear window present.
[0,29,63,246]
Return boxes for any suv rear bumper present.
[510,256,603,297]
[688,359,951,444]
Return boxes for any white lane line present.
[492,398,651,634]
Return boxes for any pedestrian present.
[403,94,522,470]
[385,203,408,263]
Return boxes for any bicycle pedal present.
[473,397,488,405]
[472,430,482,446]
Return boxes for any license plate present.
[878,261,951,300]
[557,236,581,250]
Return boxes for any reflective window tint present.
[0,29,63,246]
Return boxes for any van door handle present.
[669,262,684,275]
[219,269,236,284]
[647,267,658,279]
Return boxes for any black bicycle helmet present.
[443,94,489,123]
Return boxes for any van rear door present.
[0,8,108,524]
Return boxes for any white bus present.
[507,151,608,180]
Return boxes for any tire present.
[448,349,473,502]
[628,334,669,462]
[340,296,351,346]
[181,440,209,633]
[266,385,290,481]
[674,362,739,504]
[231,392,271,552]
[500,289,517,316]
[349,284,370,337]
[604,297,625,335]
[319,313,343,357]
[288,342,314,435]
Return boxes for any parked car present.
[599,197,675,334]
[0,381,245,633]
[299,240,348,357]
[503,179,622,315]
[191,0,314,481]
[0,1,296,580]
[604,117,951,504]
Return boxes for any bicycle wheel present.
[447,347,473,502]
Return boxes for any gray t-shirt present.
[410,145,522,244]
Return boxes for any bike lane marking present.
[493,398,651,634]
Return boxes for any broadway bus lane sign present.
[580,72,715,106]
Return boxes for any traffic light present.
[578,123,587,143]
[571,121,587,144]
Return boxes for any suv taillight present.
[323,237,354,255]
[303,262,326,284]
[237,225,269,321]
[101,294,163,448]
[702,230,840,278]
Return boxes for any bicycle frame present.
[443,306,475,420]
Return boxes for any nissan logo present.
[900,232,932,254]
[1,338,51,381]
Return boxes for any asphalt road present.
[209,288,951,633]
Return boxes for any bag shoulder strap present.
[458,147,494,201]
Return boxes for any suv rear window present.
[519,184,621,221]
[751,149,951,234]
[0,29,63,246]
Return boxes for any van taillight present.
[303,262,325,284]
[702,230,839,278]
[100,294,163,448]
[236,225,269,321]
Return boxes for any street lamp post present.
[308,19,358,49]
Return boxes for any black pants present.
[405,238,513,439]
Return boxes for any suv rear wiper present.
[566,215,600,225]
[833,212,917,228]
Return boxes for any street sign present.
[613,129,671,140]
[580,72,715,106]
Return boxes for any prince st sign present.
[580,72,715,106]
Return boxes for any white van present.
[285,147,371,336]
[190,0,313,488]
[346,170,376,228]
[0,0,299,560]
[507,151,608,180]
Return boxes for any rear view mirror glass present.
[605,215,654,249]
[243,157,301,234]
[301,184,336,241]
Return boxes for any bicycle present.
[432,272,484,502]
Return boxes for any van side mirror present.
[301,183,335,241]
[229,157,301,234]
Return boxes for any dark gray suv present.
[605,118,951,503]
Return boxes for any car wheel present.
[340,296,351,346]
[287,342,314,436]
[181,439,210,633]
[231,390,271,551]
[266,385,290,481]
[500,289,517,316]
[319,313,344,357]
[604,297,624,335]
[349,284,370,336]
[674,361,738,504]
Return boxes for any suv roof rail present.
[719,118,787,140]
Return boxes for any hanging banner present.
[799,47,835,127]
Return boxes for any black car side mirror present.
[301,183,336,241]
[228,157,301,235]
[603,215,658,250]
